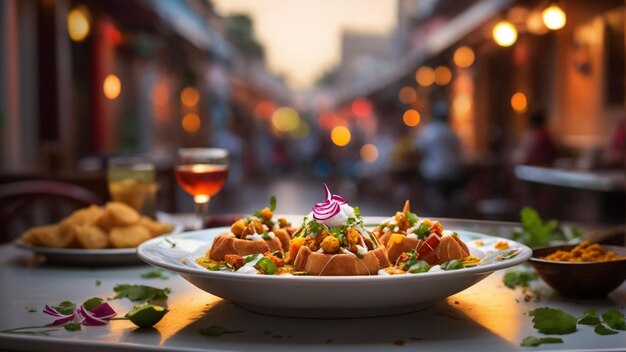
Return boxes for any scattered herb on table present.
[595,324,618,335]
[141,270,169,280]
[113,284,171,302]
[602,309,626,331]
[53,301,76,315]
[198,325,243,337]
[95,280,101,287]
[25,306,37,313]
[529,307,577,335]
[164,238,177,248]
[520,336,563,347]
[64,322,81,331]
[83,297,104,311]
[578,309,601,325]
[503,271,537,289]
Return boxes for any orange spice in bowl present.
[541,241,624,262]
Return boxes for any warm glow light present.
[415,66,435,87]
[103,74,121,100]
[434,66,452,86]
[403,109,421,127]
[398,86,417,104]
[453,47,475,68]
[331,126,351,147]
[453,95,472,116]
[492,21,517,47]
[272,107,300,132]
[254,101,275,120]
[542,4,566,30]
[180,87,200,107]
[511,92,528,113]
[526,11,548,35]
[351,98,372,118]
[182,113,201,133]
[360,144,379,163]
[67,7,90,42]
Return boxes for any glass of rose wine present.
[175,148,229,230]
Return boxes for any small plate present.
[14,218,182,266]
[137,224,531,318]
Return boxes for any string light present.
[493,20,517,47]
[453,47,475,68]
[542,4,566,30]
[511,92,528,113]
[434,66,452,86]
[103,74,121,100]
[415,67,435,87]
[67,7,90,42]
[331,126,351,147]
[403,109,421,127]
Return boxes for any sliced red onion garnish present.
[313,183,347,221]
[43,302,116,326]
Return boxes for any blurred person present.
[514,112,558,166]
[414,101,465,214]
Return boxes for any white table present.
[515,165,625,192]
[0,240,625,351]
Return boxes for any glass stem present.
[193,196,210,230]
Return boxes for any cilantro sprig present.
[503,271,537,289]
[512,207,581,247]
[113,285,171,302]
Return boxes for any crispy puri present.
[109,225,151,248]
[74,225,109,249]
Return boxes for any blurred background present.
[0,0,624,234]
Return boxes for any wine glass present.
[175,148,229,230]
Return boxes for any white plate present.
[137,224,532,318]
[14,222,183,266]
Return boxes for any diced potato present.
[260,207,273,220]
[230,219,247,236]
[389,234,405,244]
[321,236,340,254]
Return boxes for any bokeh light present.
[360,144,379,163]
[67,7,90,42]
[526,11,549,35]
[398,86,417,104]
[452,95,472,116]
[542,4,566,30]
[103,74,121,100]
[331,126,351,147]
[453,46,475,68]
[272,107,300,132]
[254,101,275,120]
[182,113,201,133]
[351,98,372,118]
[511,92,528,113]
[434,66,452,86]
[403,109,421,127]
[180,87,200,107]
[415,66,435,87]
[492,21,517,47]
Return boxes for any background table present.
[1,223,625,351]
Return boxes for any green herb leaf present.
[529,307,577,335]
[141,270,169,280]
[595,324,618,335]
[602,309,626,330]
[262,232,271,240]
[441,260,464,270]
[253,209,262,217]
[63,322,81,332]
[82,297,103,311]
[243,253,260,264]
[254,257,277,275]
[408,260,430,273]
[113,285,171,302]
[353,207,361,218]
[513,207,561,247]
[414,223,430,239]
[53,301,76,315]
[578,309,601,325]
[209,263,232,271]
[520,335,563,347]
[95,280,101,287]
[398,250,420,271]
[198,325,243,337]
[500,249,520,260]
[503,271,537,289]
[269,196,276,211]
[407,212,418,226]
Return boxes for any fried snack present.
[97,202,140,232]
[62,205,104,226]
[139,216,175,238]
[208,235,284,261]
[293,245,390,276]
[109,225,151,248]
[435,235,470,263]
[21,225,56,246]
[28,224,76,248]
[74,225,109,249]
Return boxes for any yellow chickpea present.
[230,219,247,236]
[260,207,273,220]
[277,218,290,228]
[321,236,340,254]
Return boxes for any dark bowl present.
[529,244,626,299]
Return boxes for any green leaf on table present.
[24,306,37,313]
[578,309,601,325]
[503,271,537,289]
[198,325,243,337]
[63,322,81,331]
[269,195,276,211]
[602,309,626,330]
[95,280,101,287]
[141,269,169,280]
[529,307,577,335]
[520,335,563,347]
[82,297,104,311]
[113,284,171,302]
[594,324,618,335]
[53,301,76,315]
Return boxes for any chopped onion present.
[43,302,116,326]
